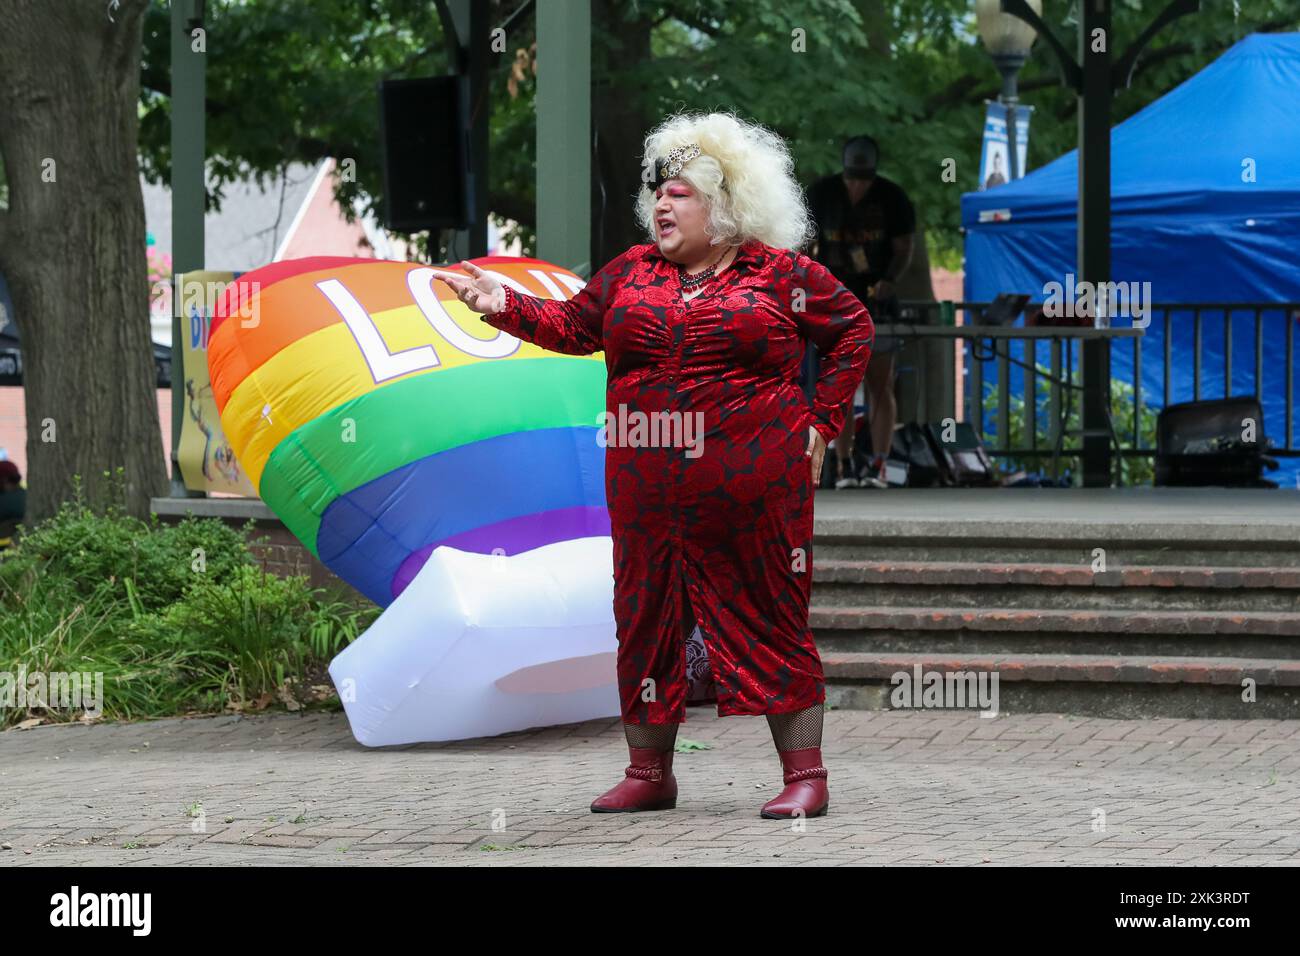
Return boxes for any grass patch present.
[0,473,379,729]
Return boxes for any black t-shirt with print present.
[806,173,916,301]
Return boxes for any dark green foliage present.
[0,475,379,729]
[135,1,1300,265]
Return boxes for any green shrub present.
[149,566,377,712]
[0,474,379,729]
[164,564,314,702]
[0,571,218,724]
[979,366,1158,486]
[4,479,258,615]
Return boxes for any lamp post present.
[975,0,1040,182]
[170,0,206,499]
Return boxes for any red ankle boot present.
[590,746,678,813]
[759,747,829,819]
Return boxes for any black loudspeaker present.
[1155,396,1279,487]
[378,75,470,231]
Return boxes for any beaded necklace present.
[676,245,736,292]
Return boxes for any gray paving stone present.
[2,709,1299,865]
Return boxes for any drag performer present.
[433,112,873,818]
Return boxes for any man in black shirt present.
[806,134,915,488]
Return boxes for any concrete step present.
[812,506,1300,568]
[811,605,1300,659]
[813,628,1300,659]
[821,651,1300,719]
[812,561,1300,612]
[823,651,1300,685]
[811,488,1300,568]
[807,490,1300,716]
[813,541,1300,568]
[810,605,1300,637]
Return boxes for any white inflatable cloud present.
[329,536,620,745]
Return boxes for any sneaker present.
[833,458,859,489]
[859,455,888,489]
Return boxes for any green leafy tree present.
[134,0,1300,269]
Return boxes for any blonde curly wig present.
[634,111,814,252]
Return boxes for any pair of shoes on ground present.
[833,455,888,490]
[589,745,829,818]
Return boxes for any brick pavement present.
[2,709,1299,866]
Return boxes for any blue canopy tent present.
[961,32,1300,486]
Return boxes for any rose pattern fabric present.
[480,238,874,724]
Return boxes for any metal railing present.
[890,300,1300,481]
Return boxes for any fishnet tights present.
[624,704,823,751]
[623,720,681,751]
[766,703,824,751]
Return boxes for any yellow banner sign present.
[176,271,257,496]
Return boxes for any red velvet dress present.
[481,237,874,724]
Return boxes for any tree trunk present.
[590,0,654,267]
[0,0,165,522]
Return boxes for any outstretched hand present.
[430,261,506,315]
